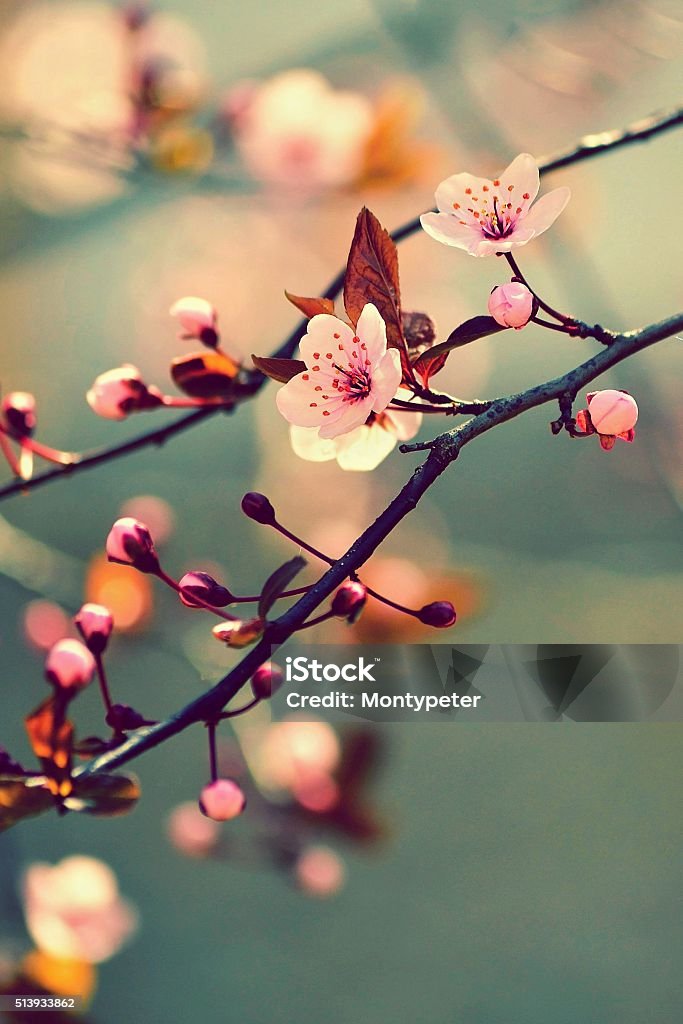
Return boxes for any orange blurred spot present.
[86,555,153,632]
[21,950,96,1004]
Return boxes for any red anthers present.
[331,581,367,623]
[44,639,96,694]
[416,601,457,628]
[178,572,233,608]
[106,518,160,574]
[74,603,114,656]
[241,492,276,524]
[199,779,246,821]
[251,661,285,700]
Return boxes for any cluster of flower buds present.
[86,297,243,424]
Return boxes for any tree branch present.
[75,310,683,779]
[1,103,680,503]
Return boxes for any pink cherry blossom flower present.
[421,153,570,257]
[74,602,114,655]
[226,69,373,191]
[105,517,159,573]
[277,304,402,447]
[289,405,421,472]
[488,281,535,328]
[22,855,137,964]
[575,389,638,451]
[198,778,246,821]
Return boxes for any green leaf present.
[258,556,306,619]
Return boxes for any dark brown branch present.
[75,310,683,778]
[1,103,680,503]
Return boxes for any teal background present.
[1,1,682,1021]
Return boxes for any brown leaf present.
[285,292,335,318]
[69,772,141,818]
[251,355,307,384]
[171,350,241,399]
[412,348,450,386]
[0,776,53,833]
[25,696,74,799]
[258,555,306,618]
[344,208,413,381]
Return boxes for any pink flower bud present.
[417,601,457,628]
[45,638,96,693]
[167,802,220,857]
[251,661,284,700]
[105,517,159,573]
[178,572,232,608]
[331,581,367,623]
[295,845,345,898]
[585,390,638,435]
[87,366,161,420]
[2,392,37,438]
[74,603,113,655]
[169,297,218,348]
[241,492,276,525]
[198,778,246,821]
[487,282,535,329]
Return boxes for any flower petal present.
[500,153,540,205]
[521,187,571,238]
[299,315,355,368]
[289,426,337,462]
[434,172,493,213]
[420,212,481,251]
[371,349,402,413]
[335,423,397,471]
[276,374,335,427]
[382,408,422,441]
[356,303,387,363]
[318,394,375,439]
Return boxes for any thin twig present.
[1,104,680,503]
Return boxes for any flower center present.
[331,358,372,402]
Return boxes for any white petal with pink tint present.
[289,426,337,462]
[335,422,398,471]
[500,153,540,205]
[518,187,571,238]
[370,349,402,412]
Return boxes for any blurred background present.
[0,0,682,1021]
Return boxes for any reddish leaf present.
[0,775,53,833]
[25,696,74,799]
[171,350,241,399]
[413,315,506,384]
[285,292,335,318]
[251,355,307,383]
[413,348,450,386]
[343,208,413,380]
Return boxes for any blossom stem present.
[94,653,114,715]
[531,316,576,335]
[160,396,232,409]
[154,569,237,621]
[230,585,311,603]
[206,720,218,782]
[217,696,260,720]
[0,430,21,477]
[504,252,573,324]
[23,437,78,465]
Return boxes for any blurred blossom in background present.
[0,0,682,1022]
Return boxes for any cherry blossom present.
[277,304,403,453]
[226,69,373,190]
[86,365,160,420]
[289,406,421,472]
[421,153,570,257]
[199,778,246,821]
[22,855,137,964]
[488,281,535,328]
[575,389,638,450]
[44,638,96,693]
